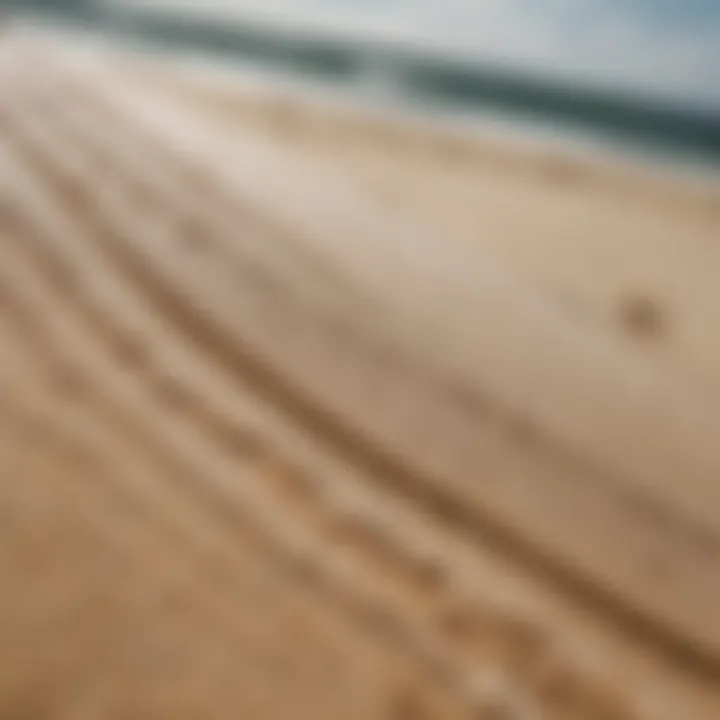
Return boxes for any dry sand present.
[1,33,719,719]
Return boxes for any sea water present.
[13,0,720,173]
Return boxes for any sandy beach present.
[0,32,719,719]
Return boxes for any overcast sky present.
[119,0,720,108]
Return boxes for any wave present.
[11,0,720,168]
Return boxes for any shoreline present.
[106,33,720,199]
[9,3,720,169]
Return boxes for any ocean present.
[103,0,720,110]
[11,0,720,170]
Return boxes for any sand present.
[0,32,719,719]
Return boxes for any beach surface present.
[1,32,719,719]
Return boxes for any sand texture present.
[1,33,719,719]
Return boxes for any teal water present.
[97,0,720,110]
[9,0,720,170]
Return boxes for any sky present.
[117,0,720,109]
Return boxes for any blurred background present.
[6,0,720,169]
[1,3,720,719]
